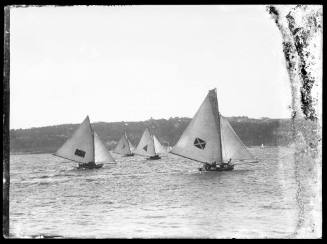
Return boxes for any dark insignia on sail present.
[143,145,148,151]
[122,144,125,149]
[194,138,206,150]
[75,149,86,158]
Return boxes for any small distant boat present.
[261,144,264,149]
[113,131,135,157]
[53,116,116,169]
[161,142,172,154]
[153,135,169,155]
[166,145,173,153]
[170,88,258,172]
[134,128,162,160]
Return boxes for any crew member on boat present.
[204,163,209,170]
[79,161,96,168]
[221,158,232,168]
[204,161,217,170]
[211,161,217,169]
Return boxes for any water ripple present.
[9,147,301,238]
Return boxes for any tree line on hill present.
[9,116,314,154]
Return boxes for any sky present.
[10,5,292,129]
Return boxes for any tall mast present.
[90,119,95,163]
[209,89,223,164]
[121,121,125,140]
[123,122,132,153]
[150,128,157,155]
[149,119,156,155]
[217,107,223,164]
[123,121,127,135]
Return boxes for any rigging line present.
[169,151,206,164]
[52,154,85,164]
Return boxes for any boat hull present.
[198,164,234,172]
[146,155,161,160]
[123,153,135,157]
[77,162,103,170]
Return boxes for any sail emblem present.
[193,138,206,150]
[122,144,125,149]
[143,145,148,151]
[74,149,86,158]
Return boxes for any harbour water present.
[9,147,302,238]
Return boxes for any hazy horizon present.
[10,5,292,130]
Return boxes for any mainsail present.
[170,89,223,164]
[220,115,255,161]
[113,132,132,155]
[170,89,255,165]
[54,116,94,164]
[94,131,116,164]
[134,128,156,157]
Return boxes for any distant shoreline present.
[10,151,53,155]
[10,117,298,153]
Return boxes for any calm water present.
[9,147,300,238]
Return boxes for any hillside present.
[9,116,296,154]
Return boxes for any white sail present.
[128,139,135,152]
[126,132,135,152]
[170,89,223,163]
[94,132,116,164]
[113,133,132,155]
[54,116,94,164]
[134,128,156,157]
[153,135,168,154]
[220,115,255,161]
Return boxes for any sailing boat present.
[113,132,135,157]
[160,141,172,154]
[163,142,172,153]
[153,135,169,155]
[53,116,116,169]
[170,88,258,171]
[134,128,161,160]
